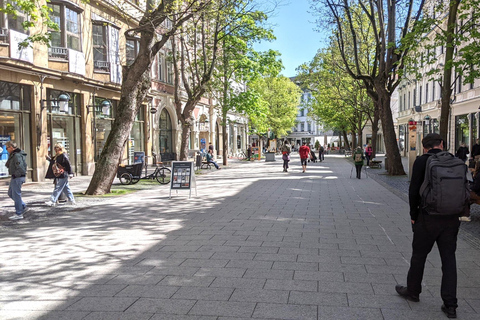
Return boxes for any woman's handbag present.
[52,161,65,177]
[282,153,290,161]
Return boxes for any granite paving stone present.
[171,287,234,301]
[124,297,196,314]
[188,300,256,318]
[229,288,289,303]
[252,303,317,320]
[82,312,154,320]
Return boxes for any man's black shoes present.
[441,305,457,318]
[395,285,419,302]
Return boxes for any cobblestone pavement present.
[1,155,479,320]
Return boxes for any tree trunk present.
[370,103,380,158]
[376,84,406,175]
[350,130,356,149]
[179,119,192,161]
[340,130,350,150]
[222,111,228,165]
[439,0,460,148]
[86,34,154,195]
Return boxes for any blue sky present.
[255,0,327,78]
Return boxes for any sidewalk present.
[1,155,479,319]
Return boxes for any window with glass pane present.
[472,113,478,145]
[159,109,172,153]
[157,54,164,81]
[455,115,469,151]
[7,3,27,33]
[66,8,80,50]
[0,81,20,110]
[166,56,173,84]
[129,121,144,163]
[47,4,81,51]
[92,24,107,64]
[49,4,62,47]
[126,39,138,65]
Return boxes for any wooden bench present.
[344,150,352,157]
[369,160,382,169]
[201,161,212,169]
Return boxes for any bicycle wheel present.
[119,173,132,185]
[131,177,140,184]
[156,168,171,184]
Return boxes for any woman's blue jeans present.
[51,177,74,203]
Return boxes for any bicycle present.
[117,153,171,185]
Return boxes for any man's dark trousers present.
[407,213,461,308]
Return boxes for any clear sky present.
[255,0,327,78]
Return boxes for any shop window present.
[94,98,116,161]
[126,38,139,66]
[159,109,172,154]
[92,22,109,72]
[0,81,31,111]
[455,115,469,152]
[129,116,144,163]
[0,80,32,178]
[48,2,82,59]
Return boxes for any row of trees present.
[5,0,301,194]
[297,0,480,175]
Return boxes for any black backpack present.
[419,151,470,216]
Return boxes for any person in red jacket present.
[299,142,310,173]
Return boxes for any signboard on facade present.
[134,151,145,164]
[9,30,33,63]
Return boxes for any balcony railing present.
[0,28,8,43]
[49,46,68,60]
[94,60,110,72]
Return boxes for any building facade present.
[0,0,247,182]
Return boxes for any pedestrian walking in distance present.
[281,140,291,172]
[299,142,310,173]
[45,143,76,206]
[455,142,469,163]
[5,141,28,220]
[396,133,469,319]
[365,143,373,167]
[353,146,364,179]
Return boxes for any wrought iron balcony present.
[0,28,8,43]
[49,47,68,60]
[94,60,110,72]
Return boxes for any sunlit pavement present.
[1,155,480,320]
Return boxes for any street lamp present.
[424,115,432,134]
[46,92,71,113]
[57,93,70,113]
[88,99,112,161]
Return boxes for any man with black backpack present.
[396,133,468,319]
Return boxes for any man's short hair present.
[422,133,443,149]
[302,142,306,145]
[5,141,17,149]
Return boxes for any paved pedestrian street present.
[1,155,480,320]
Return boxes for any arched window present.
[159,109,172,154]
